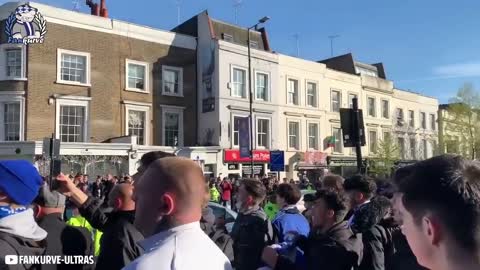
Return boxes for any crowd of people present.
[0,153,478,270]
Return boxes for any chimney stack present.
[86,0,99,16]
[100,0,108,18]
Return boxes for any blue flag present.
[239,117,251,158]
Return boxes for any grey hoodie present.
[0,209,47,270]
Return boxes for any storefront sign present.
[329,157,365,167]
[228,164,239,170]
[224,150,270,163]
[242,164,264,175]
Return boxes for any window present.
[308,123,319,150]
[162,107,184,147]
[398,137,406,159]
[56,98,90,143]
[307,82,317,107]
[383,131,391,141]
[0,45,26,80]
[331,90,341,112]
[126,60,149,92]
[367,97,376,117]
[430,114,436,130]
[422,139,428,159]
[57,49,90,85]
[446,139,459,154]
[287,79,299,105]
[288,121,300,149]
[232,68,246,98]
[381,100,389,119]
[125,104,150,145]
[6,49,21,78]
[355,65,378,77]
[222,33,233,42]
[332,127,342,153]
[421,112,426,129]
[369,130,378,153]
[256,72,268,101]
[257,118,270,148]
[0,101,21,141]
[348,94,357,109]
[408,110,415,127]
[162,66,183,96]
[410,138,416,160]
[396,108,404,122]
[232,116,243,147]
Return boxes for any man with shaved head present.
[58,175,144,270]
[124,157,232,270]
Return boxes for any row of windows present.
[395,108,436,130]
[50,99,183,146]
[231,68,270,101]
[3,48,184,97]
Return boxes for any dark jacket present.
[79,197,143,270]
[379,219,427,270]
[0,233,45,270]
[350,200,393,270]
[275,221,363,270]
[37,213,93,270]
[231,207,270,270]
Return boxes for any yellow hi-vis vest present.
[67,215,103,256]
[209,187,220,203]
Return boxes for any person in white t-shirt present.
[123,157,232,270]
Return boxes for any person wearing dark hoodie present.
[344,175,390,270]
[0,160,47,270]
[231,179,271,270]
[57,175,143,270]
[262,189,363,270]
[33,184,94,270]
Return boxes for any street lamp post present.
[248,16,270,178]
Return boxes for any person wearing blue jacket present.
[272,183,310,243]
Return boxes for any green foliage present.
[369,134,400,178]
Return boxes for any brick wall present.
[19,22,196,145]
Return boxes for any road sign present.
[269,150,285,172]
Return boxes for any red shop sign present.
[224,149,271,163]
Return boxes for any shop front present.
[223,149,271,178]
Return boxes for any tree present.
[369,134,400,178]
[443,83,480,159]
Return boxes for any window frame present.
[430,113,436,130]
[55,96,91,142]
[0,44,27,81]
[409,137,416,160]
[231,113,249,148]
[254,71,270,102]
[56,49,91,86]
[0,92,25,141]
[307,121,320,150]
[408,110,415,128]
[287,77,299,105]
[231,66,247,98]
[420,111,427,129]
[161,65,184,97]
[125,59,150,93]
[124,103,151,145]
[332,126,343,154]
[306,80,318,108]
[348,93,358,109]
[381,99,390,119]
[161,105,185,147]
[287,119,301,150]
[256,116,271,149]
[331,89,341,112]
[368,129,378,154]
[367,96,376,117]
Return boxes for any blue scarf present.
[0,205,27,219]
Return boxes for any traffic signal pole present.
[352,98,364,174]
